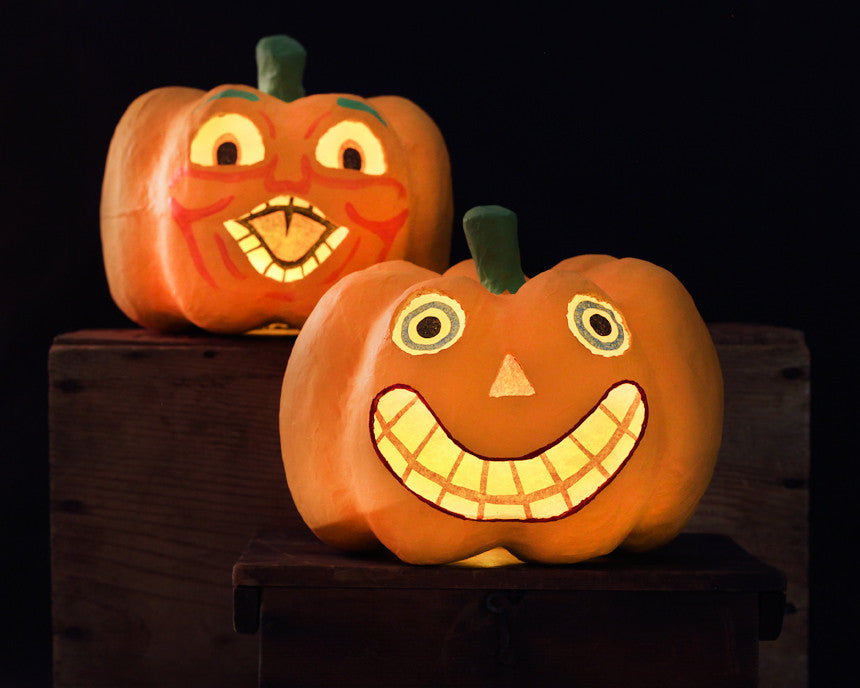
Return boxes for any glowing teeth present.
[223,195,349,282]
[371,381,647,521]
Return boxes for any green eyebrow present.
[206,89,261,103]
[336,97,386,126]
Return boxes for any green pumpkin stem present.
[256,35,306,103]
[463,205,526,295]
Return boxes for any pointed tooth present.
[283,266,303,282]
[223,220,250,240]
[327,226,349,249]
[246,246,273,273]
[314,243,332,264]
[238,235,261,252]
[265,263,286,281]
[301,256,319,276]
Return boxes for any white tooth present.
[529,493,571,520]
[291,196,310,208]
[485,461,518,496]
[404,471,443,504]
[246,247,273,274]
[301,256,319,276]
[514,456,556,494]
[283,266,303,282]
[568,469,607,508]
[223,220,249,240]
[327,226,349,248]
[269,195,292,206]
[439,492,479,520]
[450,454,483,491]
[311,205,326,219]
[573,406,618,455]
[252,203,268,214]
[314,243,332,264]
[238,235,261,252]
[543,438,588,480]
[265,263,286,281]
[483,503,527,520]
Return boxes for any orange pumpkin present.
[280,206,723,565]
[101,35,452,333]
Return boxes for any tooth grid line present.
[371,382,647,521]
[222,195,348,282]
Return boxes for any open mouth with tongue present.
[222,194,349,282]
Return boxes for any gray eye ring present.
[567,295,630,357]
[400,301,461,351]
[392,292,467,356]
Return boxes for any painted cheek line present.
[320,237,362,286]
[170,196,235,288]
[214,233,247,280]
[345,203,409,246]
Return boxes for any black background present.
[1,2,854,685]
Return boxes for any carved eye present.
[567,294,630,357]
[189,113,266,166]
[315,120,386,175]
[393,292,466,355]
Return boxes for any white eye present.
[189,113,266,167]
[392,292,465,355]
[567,294,630,357]
[314,120,387,175]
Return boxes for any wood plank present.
[49,324,808,688]
[688,323,809,687]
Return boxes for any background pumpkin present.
[100,35,452,333]
[280,206,723,565]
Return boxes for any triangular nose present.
[489,354,535,398]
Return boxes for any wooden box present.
[49,324,808,687]
[232,531,786,688]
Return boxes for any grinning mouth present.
[223,195,349,282]
[370,381,647,521]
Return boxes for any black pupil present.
[216,141,238,165]
[342,147,362,170]
[589,313,613,336]
[416,316,441,339]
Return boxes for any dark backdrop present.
[1,2,853,685]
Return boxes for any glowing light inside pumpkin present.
[222,195,349,282]
[371,381,646,521]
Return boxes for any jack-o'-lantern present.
[101,35,452,333]
[280,206,723,565]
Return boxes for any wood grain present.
[49,324,808,688]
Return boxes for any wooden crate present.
[49,324,809,688]
[232,531,785,688]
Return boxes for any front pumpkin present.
[280,206,723,565]
[101,35,452,333]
